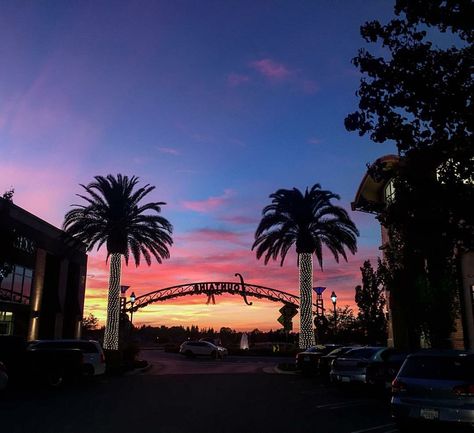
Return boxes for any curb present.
[263,365,297,375]
[125,362,154,376]
[274,366,297,375]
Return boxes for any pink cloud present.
[220,215,259,225]
[248,58,319,94]
[182,189,234,213]
[0,163,83,227]
[250,58,291,80]
[158,147,180,156]
[183,228,245,245]
[307,137,322,145]
[227,73,250,87]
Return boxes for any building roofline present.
[0,197,86,252]
[352,154,400,213]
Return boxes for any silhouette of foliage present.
[346,1,473,349]
[355,260,387,345]
[253,184,359,267]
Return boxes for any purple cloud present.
[182,189,234,213]
[158,147,180,156]
[308,137,323,145]
[250,58,292,81]
[227,73,250,87]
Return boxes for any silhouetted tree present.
[0,190,15,284]
[355,260,387,345]
[253,184,359,348]
[64,175,173,350]
[82,313,99,332]
[327,306,362,344]
[345,0,473,349]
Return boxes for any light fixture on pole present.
[130,291,136,326]
[330,291,337,332]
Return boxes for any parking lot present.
[0,349,400,433]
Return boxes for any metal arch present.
[124,280,308,312]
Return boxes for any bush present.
[122,342,140,368]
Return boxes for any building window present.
[384,178,396,204]
[0,311,14,335]
[0,265,33,305]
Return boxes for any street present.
[0,349,399,433]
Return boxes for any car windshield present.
[399,355,474,381]
[326,347,353,357]
[343,348,380,359]
[305,345,326,353]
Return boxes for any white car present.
[179,341,228,358]
[28,340,106,376]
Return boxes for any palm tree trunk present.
[103,253,122,350]
[299,253,316,348]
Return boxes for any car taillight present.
[453,384,474,396]
[392,378,407,394]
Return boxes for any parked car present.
[330,346,393,384]
[0,361,8,390]
[295,344,342,375]
[391,350,474,432]
[0,335,84,387]
[366,350,409,389]
[28,340,106,376]
[179,341,228,358]
[319,346,359,379]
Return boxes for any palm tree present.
[252,184,359,349]
[63,174,173,350]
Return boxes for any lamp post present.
[130,291,136,327]
[330,291,337,335]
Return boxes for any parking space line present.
[349,423,396,433]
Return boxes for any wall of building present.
[0,198,87,341]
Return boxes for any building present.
[0,197,87,340]
[352,155,474,350]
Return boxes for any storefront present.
[0,197,87,340]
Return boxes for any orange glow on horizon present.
[83,244,375,331]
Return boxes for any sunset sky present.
[0,1,397,331]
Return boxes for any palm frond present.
[63,174,173,267]
[253,183,359,268]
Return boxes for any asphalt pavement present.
[0,350,398,433]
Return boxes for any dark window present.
[344,348,380,359]
[400,356,474,381]
[0,265,33,304]
[1,271,13,290]
[327,347,354,357]
[30,341,98,353]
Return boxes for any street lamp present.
[330,291,337,333]
[130,292,136,326]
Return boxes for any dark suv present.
[295,344,341,375]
